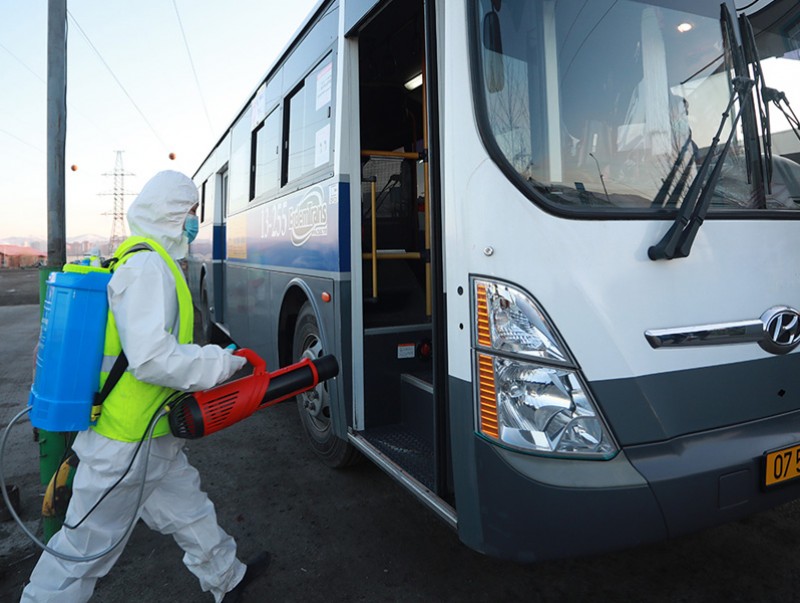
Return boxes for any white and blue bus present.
[187,0,800,561]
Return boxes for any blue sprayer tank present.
[29,265,111,431]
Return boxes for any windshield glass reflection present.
[473,0,800,213]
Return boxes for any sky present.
[0,0,317,241]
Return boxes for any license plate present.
[764,444,800,487]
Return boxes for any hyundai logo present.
[760,306,800,355]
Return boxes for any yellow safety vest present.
[92,236,194,442]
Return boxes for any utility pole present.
[46,0,67,268]
[40,0,68,544]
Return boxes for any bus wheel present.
[293,302,360,468]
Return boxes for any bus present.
[186,0,800,561]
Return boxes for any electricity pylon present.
[101,151,135,251]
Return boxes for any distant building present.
[0,245,46,269]
[66,240,110,263]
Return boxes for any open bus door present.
[193,165,229,346]
[350,0,454,515]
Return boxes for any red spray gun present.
[168,348,339,439]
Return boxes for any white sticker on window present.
[251,83,267,128]
[315,124,331,167]
[316,62,332,110]
[397,343,415,359]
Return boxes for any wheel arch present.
[278,279,322,368]
[285,278,360,468]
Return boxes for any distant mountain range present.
[68,234,108,244]
[0,234,107,246]
[0,234,111,256]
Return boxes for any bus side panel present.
[344,0,383,34]
[247,265,275,364]
[223,261,251,349]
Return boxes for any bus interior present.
[355,0,450,502]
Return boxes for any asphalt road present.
[0,269,40,306]
[2,268,800,602]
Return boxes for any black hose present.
[259,355,339,406]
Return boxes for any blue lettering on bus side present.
[233,181,349,273]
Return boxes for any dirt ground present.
[2,268,800,602]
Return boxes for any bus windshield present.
[472,0,800,214]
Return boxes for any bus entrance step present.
[362,426,434,491]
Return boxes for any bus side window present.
[284,56,334,185]
[229,108,253,214]
[200,179,207,223]
[251,107,281,201]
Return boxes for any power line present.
[0,128,43,153]
[0,41,45,84]
[172,0,214,135]
[0,37,121,152]
[66,10,169,151]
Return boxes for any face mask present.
[184,215,199,244]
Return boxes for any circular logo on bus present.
[760,306,800,355]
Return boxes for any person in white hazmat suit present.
[22,171,269,602]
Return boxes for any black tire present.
[293,302,360,468]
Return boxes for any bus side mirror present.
[483,11,505,93]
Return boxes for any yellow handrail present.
[361,78,431,314]
[361,149,421,160]
[362,252,422,260]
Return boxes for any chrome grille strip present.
[645,320,763,349]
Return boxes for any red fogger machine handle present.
[168,349,339,439]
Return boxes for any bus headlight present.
[475,279,567,362]
[474,279,617,458]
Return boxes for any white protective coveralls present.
[23,171,249,602]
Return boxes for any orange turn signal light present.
[475,283,492,348]
[477,353,499,439]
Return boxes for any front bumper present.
[456,408,800,562]
[625,407,800,538]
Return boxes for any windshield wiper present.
[650,135,695,209]
[648,76,754,261]
[648,5,754,261]
[763,87,800,144]
[740,14,772,201]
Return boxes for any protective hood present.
[127,171,198,259]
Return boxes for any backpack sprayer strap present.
[89,242,152,424]
[90,352,128,423]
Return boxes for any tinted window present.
[229,108,252,215]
